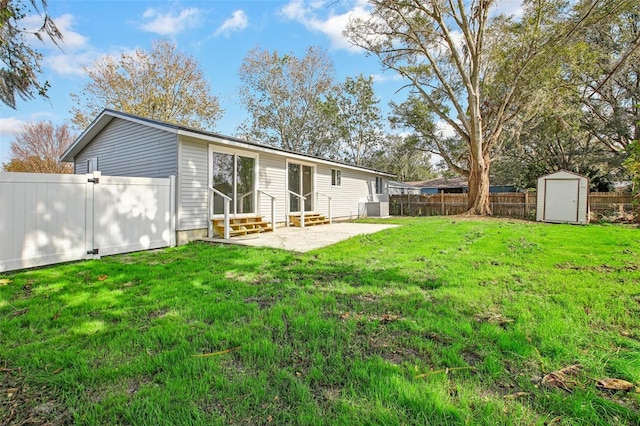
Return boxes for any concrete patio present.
[201,222,398,252]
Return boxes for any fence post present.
[440,191,445,216]
[524,191,529,218]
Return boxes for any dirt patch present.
[244,296,276,310]
[0,365,71,425]
[462,350,483,367]
[555,263,640,273]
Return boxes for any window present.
[375,176,384,194]
[87,157,98,173]
[331,169,341,186]
[211,151,255,215]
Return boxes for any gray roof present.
[406,177,468,188]
[61,109,395,177]
[389,181,420,189]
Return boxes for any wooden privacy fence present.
[390,192,635,220]
[0,172,176,272]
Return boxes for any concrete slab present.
[201,222,398,252]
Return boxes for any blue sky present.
[0,0,523,165]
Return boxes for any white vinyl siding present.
[74,118,177,177]
[177,137,209,230]
[257,152,288,222]
[315,165,388,219]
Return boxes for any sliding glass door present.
[211,150,255,215]
[288,163,313,213]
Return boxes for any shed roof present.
[61,109,395,177]
[537,170,588,180]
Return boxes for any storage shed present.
[536,170,589,224]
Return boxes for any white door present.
[544,179,579,223]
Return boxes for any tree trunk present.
[466,153,492,215]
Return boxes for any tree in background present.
[3,121,75,173]
[367,134,434,182]
[346,0,635,215]
[321,74,384,166]
[577,6,639,156]
[238,46,336,157]
[0,0,62,108]
[70,39,222,130]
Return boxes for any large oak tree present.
[346,0,633,214]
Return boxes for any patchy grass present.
[1,217,639,425]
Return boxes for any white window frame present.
[331,169,341,187]
[375,176,384,194]
[87,157,98,173]
[208,144,259,217]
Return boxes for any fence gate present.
[0,172,175,273]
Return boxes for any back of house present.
[61,110,393,244]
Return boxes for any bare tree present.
[70,39,223,130]
[3,121,75,173]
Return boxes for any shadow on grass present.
[1,235,639,425]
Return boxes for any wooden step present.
[289,213,330,227]
[211,216,274,238]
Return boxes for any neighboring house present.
[61,110,393,244]
[389,181,421,195]
[407,177,516,194]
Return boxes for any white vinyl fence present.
[1,172,175,272]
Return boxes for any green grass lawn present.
[1,217,639,425]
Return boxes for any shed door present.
[544,179,579,223]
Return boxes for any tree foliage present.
[577,5,639,155]
[70,39,222,130]
[238,46,336,156]
[2,120,75,173]
[367,134,434,182]
[0,0,62,109]
[321,74,384,166]
[346,0,635,214]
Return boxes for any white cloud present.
[45,49,99,77]
[491,0,524,18]
[435,120,457,139]
[280,0,371,51]
[0,117,27,138]
[371,73,404,83]
[22,13,88,50]
[214,10,249,37]
[53,14,88,50]
[20,13,96,77]
[140,7,201,36]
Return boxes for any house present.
[61,110,393,244]
[388,181,421,195]
[407,177,516,194]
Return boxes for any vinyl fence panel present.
[94,175,175,257]
[0,173,91,272]
[0,172,175,273]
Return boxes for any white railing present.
[208,186,232,239]
[316,192,332,224]
[238,190,253,214]
[257,189,277,232]
[287,190,306,228]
